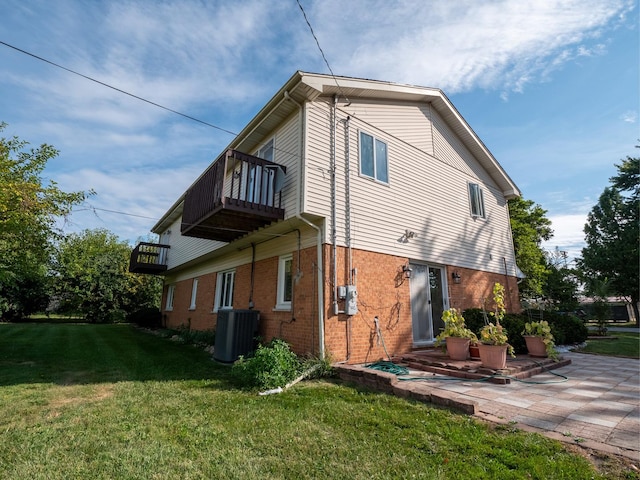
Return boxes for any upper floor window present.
[276,254,293,310]
[257,138,274,162]
[359,131,388,184]
[469,183,486,218]
[165,284,175,311]
[214,270,235,312]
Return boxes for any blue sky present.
[1,0,637,262]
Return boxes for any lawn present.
[0,323,634,479]
[579,331,640,358]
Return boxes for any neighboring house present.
[130,71,522,364]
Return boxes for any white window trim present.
[469,182,486,219]
[189,278,199,310]
[213,270,235,313]
[165,284,175,311]
[275,254,293,311]
[256,137,275,161]
[358,130,389,184]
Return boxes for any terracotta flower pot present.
[478,343,508,369]
[524,335,548,358]
[445,337,470,361]
[469,343,481,360]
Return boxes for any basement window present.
[214,270,235,312]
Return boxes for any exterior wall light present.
[452,271,461,284]
[402,264,413,279]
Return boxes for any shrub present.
[232,338,302,390]
[126,307,162,328]
[544,311,588,344]
[462,308,488,336]
[498,313,527,354]
[302,354,336,379]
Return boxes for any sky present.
[1,0,638,263]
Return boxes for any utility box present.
[346,285,358,316]
[214,309,259,363]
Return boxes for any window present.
[359,131,388,183]
[189,278,199,310]
[214,270,235,311]
[276,254,293,310]
[257,138,274,162]
[469,183,486,218]
[165,285,175,311]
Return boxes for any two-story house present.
[130,71,522,364]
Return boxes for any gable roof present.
[153,71,520,233]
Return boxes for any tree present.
[508,197,553,299]
[577,156,639,325]
[0,123,89,320]
[543,248,580,312]
[53,229,161,322]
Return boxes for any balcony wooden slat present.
[129,242,170,275]
[181,149,286,242]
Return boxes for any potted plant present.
[478,321,515,368]
[478,283,515,369]
[435,308,477,361]
[522,320,558,359]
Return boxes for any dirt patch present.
[47,384,115,415]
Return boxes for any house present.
[130,71,522,364]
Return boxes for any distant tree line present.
[0,123,160,323]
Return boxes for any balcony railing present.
[181,149,286,242]
[129,242,170,274]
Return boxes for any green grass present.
[0,324,635,479]
[578,332,640,358]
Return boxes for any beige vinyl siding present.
[304,96,517,276]
[270,111,300,218]
[164,218,226,271]
[337,99,434,155]
[164,111,302,271]
[163,224,319,284]
[431,108,494,184]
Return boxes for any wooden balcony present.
[129,242,170,274]
[181,149,286,242]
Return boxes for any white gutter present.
[284,89,325,360]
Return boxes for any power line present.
[295,0,350,105]
[0,40,237,136]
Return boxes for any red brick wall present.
[447,266,521,314]
[323,247,413,364]
[160,244,520,365]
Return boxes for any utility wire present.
[295,0,350,105]
[0,40,237,136]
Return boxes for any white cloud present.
[621,110,638,123]
[542,213,588,263]
[310,0,633,94]
[55,165,206,243]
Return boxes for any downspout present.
[249,243,256,309]
[285,89,325,360]
[344,115,352,362]
[331,94,340,316]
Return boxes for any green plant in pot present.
[435,308,477,361]
[522,320,558,360]
[478,283,515,369]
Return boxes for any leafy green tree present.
[544,249,580,312]
[0,123,89,320]
[578,156,639,325]
[508,197,553,299]
[53,229,161,323]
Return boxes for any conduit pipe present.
[285,89,325,360]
